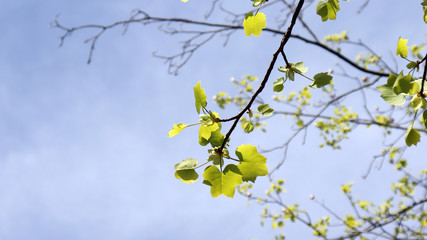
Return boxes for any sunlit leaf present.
[203,165,243,198]
[243,121,255,133]
[243,12,267,36]
[167,123,187,137]
[194,81,207,114]
[410,96,427,110]
[405,126,421,147]
[316,0,340,22]
[174,159,198,183]
[257,104,274,116]
[236,144,268,182]
[377,85,406,106]
[396,37,409,58]
[310,72,333,88]
[273,77,285,92]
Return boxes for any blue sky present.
[0,0,426,239]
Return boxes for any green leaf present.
[236,144,268,182]
[203,165,243,198]
[243,121,255,133]
[243,12,267,37]
[405,126,421,147]
[406,61,418,69]
[316,0,340,22]
[273,77,285,92]
[278,62,308,81]
[208,153,223,166]
[174,158,198,183]
[410,96,427,110]
[252,0,264,7]
[396,37,409,58]
[423,110,427,128]
[310,72,333,88]
[377,84,406,106]
[200,114,215,126]
[392,72,418,95]
[194,81,207,114]
[257,104,274,116]
[292,62,308,74]
[167,123,187,137]
[198,123,220,146]
[208,129,225,147]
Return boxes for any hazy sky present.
[0,1,426,239]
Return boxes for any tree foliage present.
[54,0,427,238]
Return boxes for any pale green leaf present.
[198,123,220,146]
[174,158,198,183]
[410,96,427,110]
[396,37,409,58]
[316,0,340,22]
[310,72,333,88]
[257,104,274,116]
[194,81,207,114]
[243,12,267,37]
[175,158,198,170]
[273,77,285,92]
[236,144,268,182]
[392,72,417,95]
[292,62,308,74]
[203,165,243,198]
[167,123,187,137]
[377,84,406,106]
[405,126,421,147]
[243,121,255,133]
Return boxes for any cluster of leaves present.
[239,162,427,239]
[377,37,427,147]
[315,105,357,149]
[168,81,269,198]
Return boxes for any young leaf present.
[257,104,274,116]
[423,110,427,128]
[175,170,198,183]
[410,96,427,110]
[377,85,406,106]
[208,129,225,147]
[310,72,333,88]
[168,123,187,137]
[278,66,295,81]
[292,62,308,74]
[278,62,307,81]
[252,0,264,7]
[396,37,409,58]
[236,144,268,182]
[392,73,412,94]
[405,126,421,147]
[194,81,207,114]
[273,77,285,92]
[203,165,243,198]
[406,61,418,69]
[174,158,198,183]
[199,123,220,146]
[243,12,267,37]
[316,0,340,22]
[243,121,255,133]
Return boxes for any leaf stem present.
[194,161,210,170]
